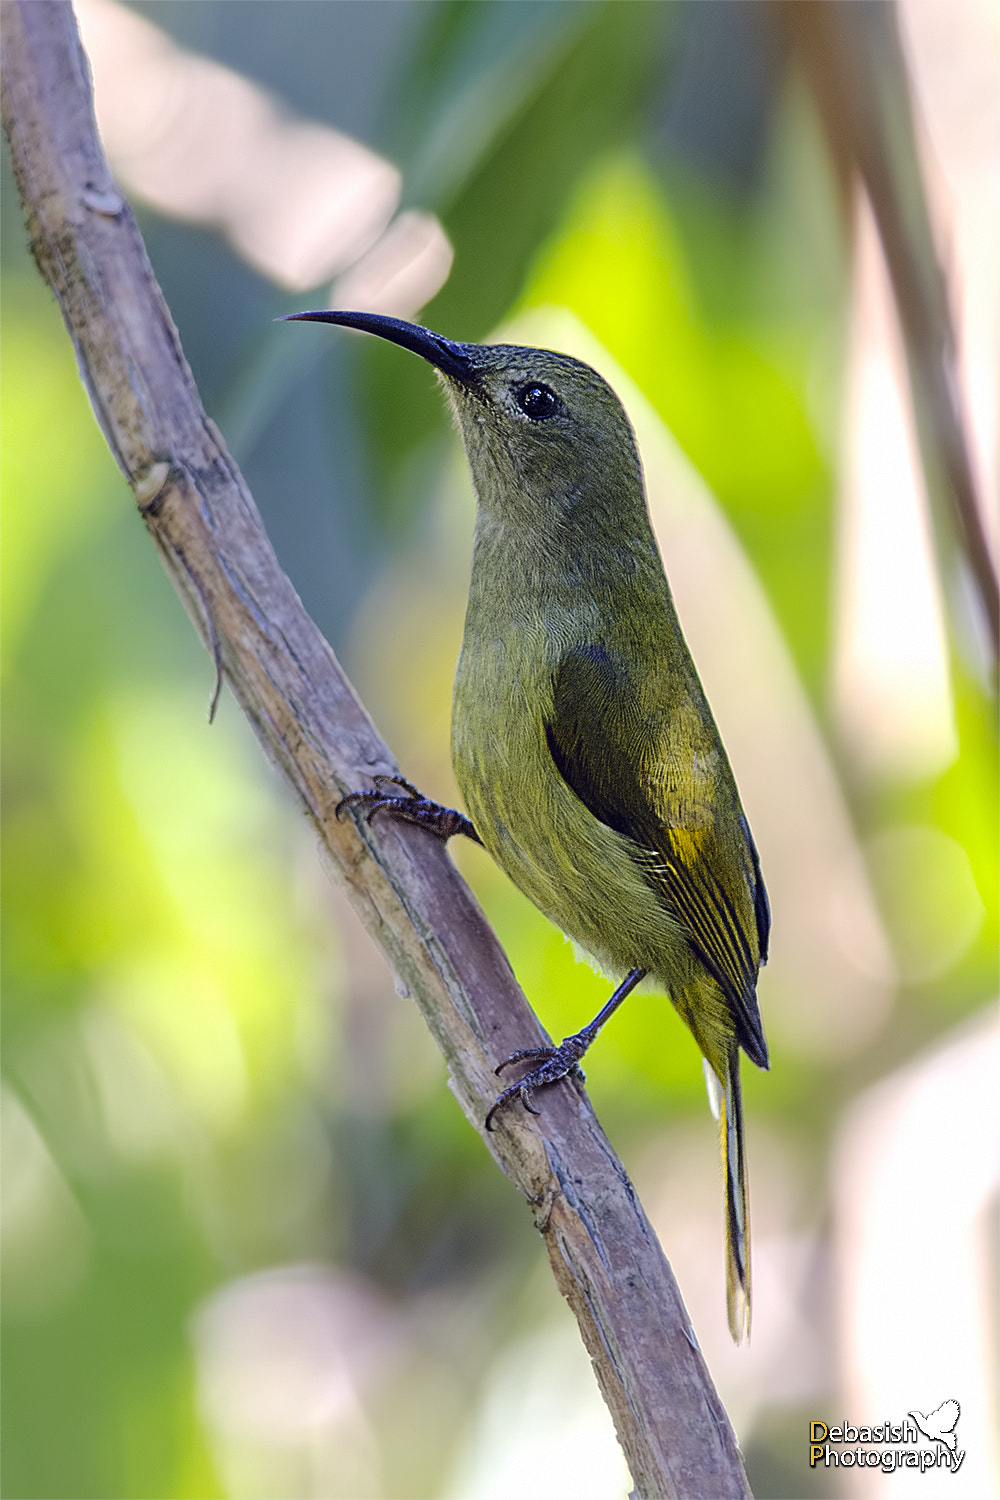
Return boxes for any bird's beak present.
[282,309,478,387]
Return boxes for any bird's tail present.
[720,1049,751,1343]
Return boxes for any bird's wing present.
[545,643,768,1067]
[743,813,771,967]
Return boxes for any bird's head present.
[284,310,645,533]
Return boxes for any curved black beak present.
[282,309,477,386]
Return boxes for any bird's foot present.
[484,1032,592,1131]
[337,775,481,844]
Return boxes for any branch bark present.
[2,4,751,1496]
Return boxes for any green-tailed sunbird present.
[286,310,770,1341]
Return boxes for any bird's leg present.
[337,774,482,844]
[485,967,647,1131]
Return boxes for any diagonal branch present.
[2,4,751,1496]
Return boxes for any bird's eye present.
[515,383,560,421]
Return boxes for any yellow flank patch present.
[667,826,706,866]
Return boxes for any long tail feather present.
[721,1050,751,1342]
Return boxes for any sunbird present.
[286,310,770,1341]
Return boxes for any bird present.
[285,309,770,1341]
[909,1401,961,1453]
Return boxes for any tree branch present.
[2,4,751,1496]
[779,0,999,669]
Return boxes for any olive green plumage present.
[287,311,770,1343]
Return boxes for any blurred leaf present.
[387,0,600,210]
[0,280,122,674]
[425,1,666,337]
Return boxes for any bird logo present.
[909,1400,961,1453]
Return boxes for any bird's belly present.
[452,642,685,979]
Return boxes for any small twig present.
[172,538,225,723]
[2,4,751,1496]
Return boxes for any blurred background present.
[2,2,997,1497]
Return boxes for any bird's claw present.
[484,1038,588,1131]
[337,774,420,823]
[336,775,481,843]
[494,1045,554,1076]
[485,1077,539,1132]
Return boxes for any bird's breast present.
[450,596,681,975]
